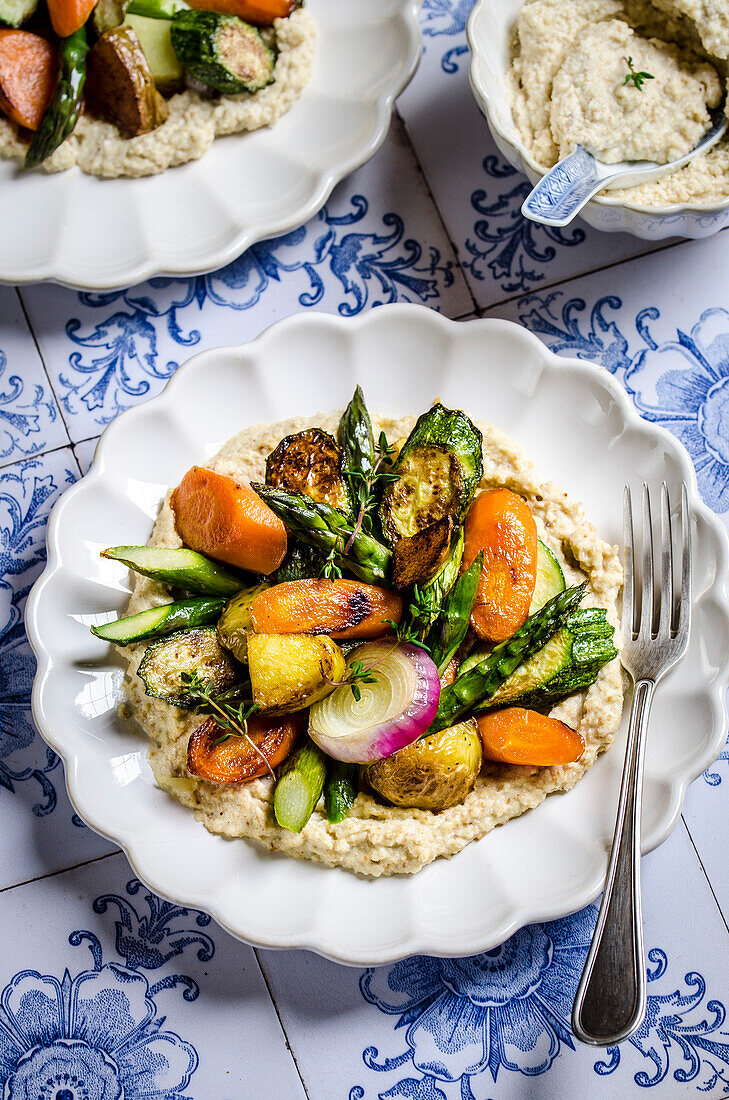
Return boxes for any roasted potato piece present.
[248,632,345,714]
[366,719,482,811]
[392,516,453,591]
[216,583,269,663]
[187,711,304,784]
[85,26,168,137]
[266,429,351,515]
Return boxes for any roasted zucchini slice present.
[266,428,352,516]
[137,627,239,707]
[171,10,274,95]
[380,404,483,544]
[391,515,453,591]
[270,542,326,584]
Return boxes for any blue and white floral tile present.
[487,232,729,518]
[0,448,116,891]
[0,851,306,1100]
[0,286,68,470]
[396,0,674,309]
[257,821,729,1099]
[72,436,99,477]
[17,118,473,445]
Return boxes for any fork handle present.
[571,677,655,1046]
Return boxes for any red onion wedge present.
[308,642,440,763]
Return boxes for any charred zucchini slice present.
[171,11,274,95]
[380,404,483,544]
[266,429,352,516]
[138,627,239,707]
[392,516,453,591]
[270,542,325,584]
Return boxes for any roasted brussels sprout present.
[216,583,269,662]
[266,428,351,515]
[247,633,345,714]
[365,719,483,811]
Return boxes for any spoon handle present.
[521,147,615,227]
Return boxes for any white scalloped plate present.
[26,306,729,965]
[0,0,421,291]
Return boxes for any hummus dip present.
[509,0,729,206]
[121,412,624,878]
[0,8,315,178]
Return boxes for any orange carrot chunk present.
[462,488,538,643]
[170,466,287,576]
[249,578,402,640]
[0,31,56,132]
[47,0,98,39]
[187,0,294,24]
[188,712,303,784]
[477,708,584,766]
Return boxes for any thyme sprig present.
[319,543,344,580]
[385,585,438,652]
[180,671,270,774]
[623,56,654,91]
[344,431,398,552]
[324,657,380,702]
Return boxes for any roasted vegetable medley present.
[91,388,620,835]
[0,0,298,168]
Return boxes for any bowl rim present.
[466,0,729,219]
[25,304,729,964]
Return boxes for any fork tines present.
[623,482,691,645]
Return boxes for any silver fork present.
[571,482,692,1046]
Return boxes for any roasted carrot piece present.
[0,31,56,132]
[187,712,303,784]
[249,578,402,640]
[462,488,538,643]
[47,0,98,39]
[171,466,287,576]
[187,0,294,24]
[477,708,584,766]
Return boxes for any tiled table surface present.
[2,3,729,1097]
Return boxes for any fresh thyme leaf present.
[180,670,258,742]
[319,544,344,580]
[623,56,654,91]
[342,431,397,553]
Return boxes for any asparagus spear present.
[91,597,227,646]
[324,761,359,824]
[102,546,245,597]
[253,485,391,586]
[429,583,588,733]
[274,739,328,833]
[25,26,88,170]
[337,385,376,511]
[427,550,482,673]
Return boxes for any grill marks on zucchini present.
[137,627,240,707]
[266,428,351,516]
[170,10,274,94]
[381,404,483,545]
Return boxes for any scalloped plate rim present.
[26,305,729,965]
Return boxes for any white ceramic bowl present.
[26,305,729,965]
[0,0,421,290]
[467,0,729,239]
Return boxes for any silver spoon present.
[521,102,728,227]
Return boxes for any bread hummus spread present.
[509,0,729,205]
[121,412,623,878]
[0,8,315,178]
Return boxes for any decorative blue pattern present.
[517,294,729,514]
[0,877,209,1099]
[464,158,586,294]
[0,460,72,816]
[0,349,58,463]
[420,0,470,74]
[59,198,455,429]
[356,909,729,1097]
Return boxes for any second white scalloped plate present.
[26,306,729,964]
[0,0,421,290]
